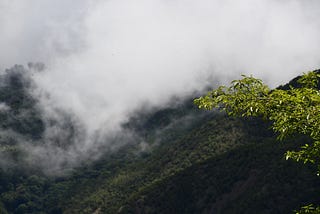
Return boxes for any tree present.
[194,71,320,213]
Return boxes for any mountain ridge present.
[0,66,318,213]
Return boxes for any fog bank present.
[1,0,320,173]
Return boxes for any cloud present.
[0,0,89,69]
[0,103,10,112]
[1,0,320,173]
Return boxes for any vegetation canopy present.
[194,71,320,213]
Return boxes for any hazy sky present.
[1,0,320,173]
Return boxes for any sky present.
[1,0,320,173]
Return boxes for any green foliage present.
[295,204,320,214]
[0,65,318,213]
[195,72,320,172]
[0,101,318,214]
[123,138,320,214]
[195,71,320,213]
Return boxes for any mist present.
[1,0,320,174]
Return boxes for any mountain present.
[0,65,318,213]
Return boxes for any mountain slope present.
[0,66,318,213]
[48,115,319,214]
[122,137,319,214]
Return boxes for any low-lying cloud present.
[1,0,320,173]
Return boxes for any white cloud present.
[1,0,320,172]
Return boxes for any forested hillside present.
[0,66,318,213]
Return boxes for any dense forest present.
[0,65,318,213]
